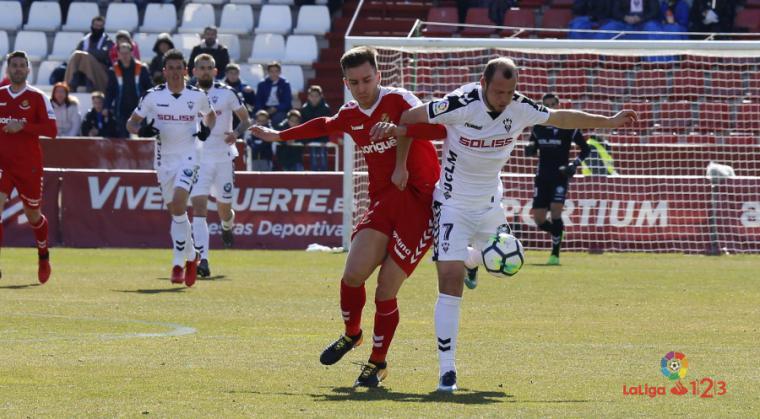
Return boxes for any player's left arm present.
[201,95,216,130]
[226,105,252,145]
[559,130,590,177]
[544,108,637,130]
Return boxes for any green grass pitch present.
[0,248,757,417]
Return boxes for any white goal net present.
[343,37,760,254]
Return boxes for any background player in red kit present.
[0,51,58,282]
[250,46,445,387]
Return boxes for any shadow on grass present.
[114,287,187,294]
[310,386,511,405]
[198,275,228,281]
[0,283,41,289]
[526,263,562,267]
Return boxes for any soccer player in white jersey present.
[189,54,251,277]
[126,49,216,287]
[370,57,637,392]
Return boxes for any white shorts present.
[190,159,235,203]
[432,200,512,262]
[156,153,199,204]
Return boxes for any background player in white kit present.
[371,57,636,392]
[126,49,216,287]
[189,54,251,278]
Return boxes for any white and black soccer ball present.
[481,233,525,278]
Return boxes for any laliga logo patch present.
[19,100,31,110]
[432,100,449,116]
[555,185,565,194]
[223,182,232,193]
[183,168,194,177]
[187,101,194,110]
[503,118,512,133]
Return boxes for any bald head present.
[483,57,518,84]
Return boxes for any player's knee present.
[436,264,464,296]
[23,207,42,224]
[342,271,366,287]
[533,212,546,225]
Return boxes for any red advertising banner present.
[58,170,343,249]
[2,170,61,247]
[501,175,760,253]
[3,169,758,253]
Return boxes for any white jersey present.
[134,83,213,168]
[426,83,550,208]
[201,81,247,163]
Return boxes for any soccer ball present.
[481,233,525,278]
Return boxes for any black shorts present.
[532,178,569,209]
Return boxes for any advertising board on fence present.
[3,170,759,252]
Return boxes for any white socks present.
[435,293,462,377]
[221,209,235,231]
[170,213,193,266]
[464,246,480,270]
[192,216,209,260]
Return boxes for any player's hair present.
[91,91,105,100]
[307,85,323,95]
[6,50,29,67]
[225,63,240,72]
[194,53,216,67]
[255,110,270,119]
[91,16,105,25]
[50,82,73,106]
[203,26,218,34]
[287,109,302,119]
[483,57,517,84]
[266,61,282,72]
[340,46,378,74]
[542,93,559,103]
[163,49,186,68]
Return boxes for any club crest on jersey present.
[183,168,194,177]
[432,100,449,116]
[223,182,232,193]
[380,113,390,123]
[19,100,30,110]
[442,242,450,253]
[503,118,512,132]
[211,96,218,104]
[187,101,194,110]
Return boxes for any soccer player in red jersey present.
[0,51,58,282]
[250,46,445,387]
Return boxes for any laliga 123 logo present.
[622,351,728,399]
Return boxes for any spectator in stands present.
[489,0,518,26]
[108,30,141,66]
[450,0,492,24]
[657,0,690,39]
[81,91,117,137]
[689,0,738,34]
[224,64,256,111]
[64,16,114,93]
[597,0,661,39]
[50,83,82,137]
[105,43,153,138]
[275,110,305,171]
[188,26,231,79]
[255,62,293,126]
[299,85,332,171]
[149,33,174,86]
[568,0,611,39]
[247,110,275,171]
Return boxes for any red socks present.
[370,298,399,364]
[340,280,365,337]
[30,215,48,256]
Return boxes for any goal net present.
[343,37,760,254]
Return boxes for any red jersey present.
[280,86,443,198]
[0,84,57,168]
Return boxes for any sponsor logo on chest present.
[459,136,514,148]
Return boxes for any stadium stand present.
[140,4,178,34]
[62,2,100,32]
[0,1,23,31]
[219,4,255,35]
[255,5,293,35]
[105,3,139,33]
[24,1,61,32]
[178,3,215,34]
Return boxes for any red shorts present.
[353,186,434,276]
[0,163,43,209]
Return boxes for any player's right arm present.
[249,115,345,142]
[127,93,151,135]
[525,129,539,157]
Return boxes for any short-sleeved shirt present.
[426,83,550,208]
[133,83,213,167]
[201,82,246,163]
